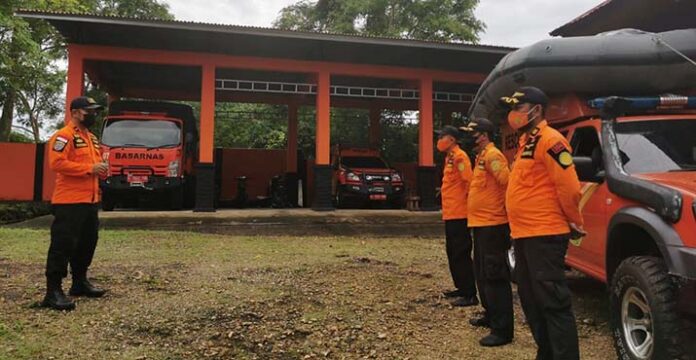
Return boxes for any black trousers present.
[473,224,514,339]
[514,234,579,360]
[444,219,476,297]
[46,204,100,282]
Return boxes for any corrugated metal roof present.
[550,0,613,37]
[550,0,696,37]
[16,9,514,53]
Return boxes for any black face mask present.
[82,113,97,128]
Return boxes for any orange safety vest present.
[468,142,510,227]
[441,145,472,220]
[506,120,584,239]
[47,124,102,204]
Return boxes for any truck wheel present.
[389,195,404,209]
[170,187,184,210]
[101,193,116,211]
[334,191,345,209]
[610,256,689,360]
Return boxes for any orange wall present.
[219,149,287,200]
[42,145,56,202]
[0,143,36,201]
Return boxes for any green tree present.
[215,103,289,150]
[0,0,173,142]
[274,0,485,43]
[90,0,174,20]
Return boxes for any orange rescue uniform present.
[47,125,102,204]
[506,120,583,239]
[468,142,510,227]
[441,145,472,220]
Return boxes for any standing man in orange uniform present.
[42,96,108,311]
[436,125,478,307]
[502,87,585,359]
[461,118,514,347]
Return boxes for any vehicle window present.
[102,119,182,148]
[341,156,388,169]
[570,127,600,157]
[616,119,696,174]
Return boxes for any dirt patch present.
[0,229,615,359]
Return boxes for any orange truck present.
[331,146,405,208]
[500,94,696,360]
[469,29,696,360]
[99,101,198,210]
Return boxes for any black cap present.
[460,117,496,134]
[500,86,549,107]
[434,125,461,139]
[70,96,104,111]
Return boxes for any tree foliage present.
[0,0,173,143]
[274,0,485,43]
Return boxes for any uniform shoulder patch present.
[490,159,502,172]
[549,140,567,155]
[53,136,69,152]
[457,162,466,172]
[547,141,573,169]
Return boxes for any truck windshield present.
[341,156,388,169]
[616,119,696,174]
[102,119,182,148]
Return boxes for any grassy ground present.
[0,228,614,359]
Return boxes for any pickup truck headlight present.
[168,160,180,177]
[346,172,361,182]
[391,173,402,182]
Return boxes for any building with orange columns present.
[17,11,511,211]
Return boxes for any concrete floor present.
[12,209,444,237]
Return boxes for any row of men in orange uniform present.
[438,86,585,359]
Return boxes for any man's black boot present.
[442,289,464,298]
[479,333,513,347]
[451,296,479,307]
[69,275,106,298]
[41,278,76,311]
[469,316,490,327]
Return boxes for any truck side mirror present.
[574,156,603,183]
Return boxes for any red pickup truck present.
[331,146,405,208]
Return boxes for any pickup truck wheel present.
[506,248,517,284]
[389,195,404,209]
[335,191,346,209]
[610,256,689,360]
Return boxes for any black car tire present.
[610,256,691,360]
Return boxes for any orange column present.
[418,77,434,166]
[199,64,216,163]
[315,71,331,165]
[287,103,298,172]
[64,45,85,125]
[369,107,381,148]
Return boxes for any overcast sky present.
[163,0,603,47]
